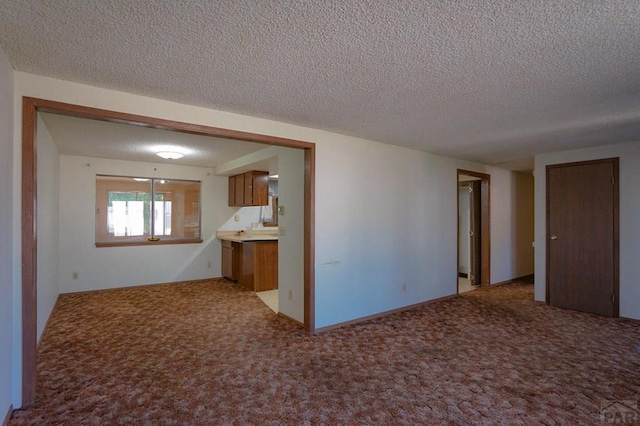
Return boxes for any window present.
[96,175,201,247]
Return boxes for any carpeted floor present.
[10,279,640,425]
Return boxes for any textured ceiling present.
[40,113,269,170]
[2,1,640,168]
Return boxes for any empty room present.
[1,1,639,424]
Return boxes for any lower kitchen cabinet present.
[221,239,278,291]
[221,240,240,281]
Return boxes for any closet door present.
[546,158,618,317]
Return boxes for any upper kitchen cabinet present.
[228,171,269,206]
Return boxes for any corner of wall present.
[0,45,19,411]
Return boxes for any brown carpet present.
[10,279,640,425]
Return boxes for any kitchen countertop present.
[216,230,279,243]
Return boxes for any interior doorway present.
[546,158,619,316]
[457,170,490,294]
[21,97,316,406]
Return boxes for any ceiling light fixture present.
[133,178,149,182]
[156,151,184,160]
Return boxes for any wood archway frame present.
[456,169,490,289]
[21,97,316,406]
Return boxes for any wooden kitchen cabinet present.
[221,240,240,281]
[220,239,278,292]
[228,171,268,206]
[239,241,278,292]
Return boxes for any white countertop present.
[216,230,278,243]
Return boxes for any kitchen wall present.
[0,45,14,416]
[218,206,266,231]
[535,141,640,320]
[36,114,60,340]
[215,145,305,322]
[58,155,231,293]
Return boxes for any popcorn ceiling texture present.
[1,1,639,164]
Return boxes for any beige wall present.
[514,171,535,277]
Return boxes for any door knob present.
[549,235,558,240]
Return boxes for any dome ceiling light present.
[156,151,184,160]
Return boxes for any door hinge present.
[611,176,615,185]
[611,294,615,303]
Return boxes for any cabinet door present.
[228,175,236,206]
[252,172,269,206]
[222,240,235,280]
[229,171,269,207]
[243,171,269,206]
[243,171,254,205]
[222,240,241,281]
[232,242,241,281]
[234,174,245,206]
[253,241,278,292]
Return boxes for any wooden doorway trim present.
[457,170,491,289]
[21,96,316,406]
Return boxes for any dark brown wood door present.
[547,158,618,317]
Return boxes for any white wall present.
[274,147,305,322]
[0,46,14,415]
[458,186,470,275]
[217,206,264,231]
[534,141,640,320]
[313,138,527,326]
[58,155,231,292]
[14,73,528,338]
[36,115,60,340]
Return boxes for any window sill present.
[95,239,203,248]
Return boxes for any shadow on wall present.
[173,234,221,282]
[512,171,535,276]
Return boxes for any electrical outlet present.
[279,226,285,236]
[72,272,78,280]
[288,290,293,300]
[234,215,240,222]
[207,261,212,269]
